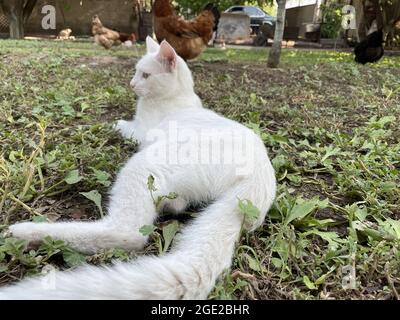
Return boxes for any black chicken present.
[354,29,384,64]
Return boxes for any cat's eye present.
[142,72,150,79]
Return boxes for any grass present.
[0,39,399,299]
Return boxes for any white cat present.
[0,37,276,299]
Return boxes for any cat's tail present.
[0,168,275,300]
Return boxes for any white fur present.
[122,40,133,47]
[0,37,276,300]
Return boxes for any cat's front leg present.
[114,119,137,139]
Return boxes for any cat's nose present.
[130,80,136,89]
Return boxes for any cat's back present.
[152,108,267,152]
[160,108,247,132]
[153,108,269,159]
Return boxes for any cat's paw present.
[114,119,127,131]
[9,222,43,241]
[114,120,135,139]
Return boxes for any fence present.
[0,7,9,33]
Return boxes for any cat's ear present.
[158,40,177,70]
[146,36,159,53]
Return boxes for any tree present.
[0,0,38,39]
[369,0,400,46]
[267,0,286,68]
[353,0,400,45]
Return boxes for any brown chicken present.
[153,1,220,60]
[92,15,132,49]
[57,28,73,40]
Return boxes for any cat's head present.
[130,37,194,99]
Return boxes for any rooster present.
[354,28,385,64]
[92,15,136,49]
[153,1,220,60]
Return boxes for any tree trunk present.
[23,0,37,23]
[267,0,287,68]
[355,0,400,45]
[1,0,24,39]
[0,0,38,39]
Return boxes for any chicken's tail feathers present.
[203,3,220,31]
